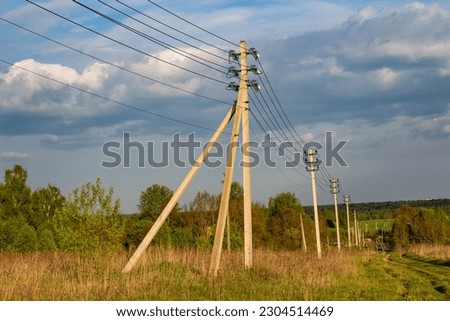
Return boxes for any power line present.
[85,0,229,71]
[249,97,310,180]
[0,57,230,134]
[27,0,229,85]
[116,0,230,57]
[249,118,308,188]
[22,0,347,200]
[0,17,230,106]
[253,57,342,202]
[147,0,240,48]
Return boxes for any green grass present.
[0,247,449,300]
[359,219,394,235]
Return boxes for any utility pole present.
[330,178,341,251]
[305,147,321,259]
[344,194,351,248]
[123,40,260,276]
[209,40,259,278]
[299,210,307,252]
[353,210,359,248]
[241,42,253,270]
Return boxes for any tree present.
[31,185,65,229]
[38,229,57,251]
[53,178,124,251]
[13,223,38,252]
[0,216,27,251]
[228,182,244,233]
[392,205,450,247]
[0,165,32,220]
[186,190,219,238]
[267,192,313,250]
[251,202,270,248]
[138,184,177,221]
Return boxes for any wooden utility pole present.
[306,147,321,259]
[344,194,351,248]
[330,178,341,251]
[122,104,236,273]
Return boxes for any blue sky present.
[1,0,450,213]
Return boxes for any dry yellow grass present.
[0,248,361,300]
[406,244,450,260]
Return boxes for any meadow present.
[1,245,449,301]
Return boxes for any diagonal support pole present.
[208,94,243,279]
[122,104,236,273]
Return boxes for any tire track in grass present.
[385,253,450,300]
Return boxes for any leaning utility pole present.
[330,178,341,251]
[305,147,321,259]
[122,104,236,273]
[344,194,351,248]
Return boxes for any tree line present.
[1,164,449,252]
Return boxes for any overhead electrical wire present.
[0,17,229,106]
[147,0,240,48]
[0,57,229,134]
[249,114,309,188]
[20,0,346,203]
[26,0,229,85]
[115,0,231,59]
[249,95,310,180]
[141,0,345,203]
[77,0,228,72]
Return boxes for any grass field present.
[0,246,449,300]
[359,219,394,235]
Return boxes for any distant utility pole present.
[344,194,351,248]
[330,178,341,251]
[299,211,307,252]
[305,147,321,259]
[353,210,359,248]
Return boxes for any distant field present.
[0,246,449,300]
[359,219,394,235]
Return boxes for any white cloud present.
[0,151,30,161]
[0,59,115,116]
[375,67,399,87]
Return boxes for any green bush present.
[38,229,57,251]
[14,224,38,252]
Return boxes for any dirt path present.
[383,253,450,300]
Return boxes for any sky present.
[1,0,450,213]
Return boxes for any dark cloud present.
[259,3,450,126]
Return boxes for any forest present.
[1,164,450,253]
